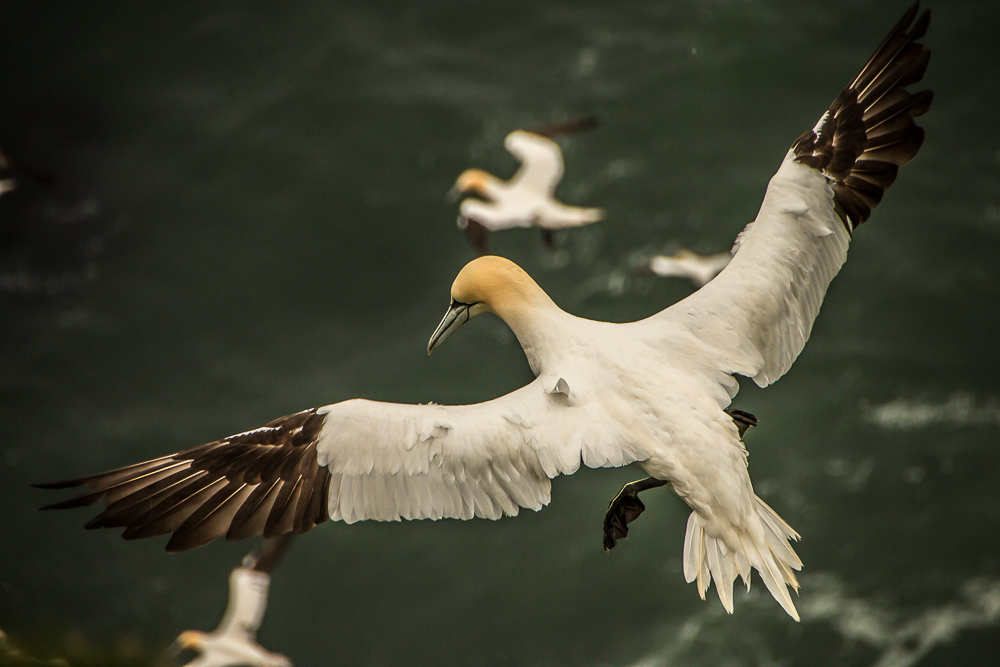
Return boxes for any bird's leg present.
[459,216,490,255]
[540,228,557,251]
[603,477,668,551]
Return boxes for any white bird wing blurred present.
[217,567,270,641]
[504,131,564,197]
[39,376,639,550]
[651,4,931,390]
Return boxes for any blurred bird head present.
[173,630,207,652]
[447,169,494,203]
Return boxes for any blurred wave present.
[628,573,1000,667]
[865,394,1000,430]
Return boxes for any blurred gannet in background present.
[36,5,932,621]
[0,144,54,192]
[450,116,603,254]
[0,146,20,195]
[648,249,732,287]
[175,535,294,667]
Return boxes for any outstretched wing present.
[36,377,637,551]
[36,409,332,552]
[505,130,564,197]
[217,567,270,640]
[652,4,931,389]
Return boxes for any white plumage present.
[175,567,291,667]
[40,4,933,623]
[648,249,733,287]
[451,130,603,252]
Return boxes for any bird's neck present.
[491,288,573,376]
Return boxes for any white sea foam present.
[627,573,1000,667]
[865,393,1000,430]
[801,574,1000,667]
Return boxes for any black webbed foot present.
[724,408,758,438]
[603,477,667,551]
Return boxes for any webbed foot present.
[603,477,667,551]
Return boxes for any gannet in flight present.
[36,4,932,621]
[450,117,604,254]
[174,536,294,667]
[647,249,733,287]
[0,146,20,195]
[0,144,54,192]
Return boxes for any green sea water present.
[1,1,999,665]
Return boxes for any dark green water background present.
[1,1,998,665]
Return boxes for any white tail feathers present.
[683,496,802,620]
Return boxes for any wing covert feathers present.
[36,409,331,552]
[792,3,932,231]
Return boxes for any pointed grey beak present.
[428,301,471,354]
[446,184,462,204]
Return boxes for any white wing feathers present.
[217,567,270,641]
[655,153,851,389]
[654,3,930,394]
[317,377,639,524]
[504,131,564,197]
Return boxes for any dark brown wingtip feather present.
[32,454,184,493]
[37,407,332,552]
[39,492,107,511]
[249,534,295,574]
[32,479,88,490]
[529,115,599,138]
[793,4,932,232]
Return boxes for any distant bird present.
[0,144,54,189]
[0,146,24,196]
[450,117,603,254]
[174,535,294,667]
[648,249,732,287]
[37,5,932,621]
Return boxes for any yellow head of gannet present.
[447,168,498,202]
[427,255,553,354]
[174,630,206,651]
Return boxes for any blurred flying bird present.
[0,144,55,190]
[174,535,294,667]
[450,117,603,254]
[37,4,932,621]
[648,249,733,287]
